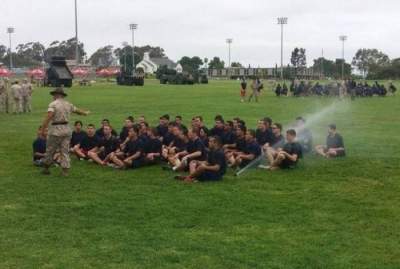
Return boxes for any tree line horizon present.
[0,37,397,79]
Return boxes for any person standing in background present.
[10,80,22,114]
[21,79,33,113]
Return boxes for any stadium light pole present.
[122,42,129,73]
[130,23,138,75]
[226,38,233,68]
[339,35,347,79]
[277,17,288,81]
[74,0,79,65]
[7,27,15,69]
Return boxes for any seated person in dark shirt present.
[225,124,247,165]
[175,115,188,133]
[256,118,273,146]
[315,124,345,158]
[230,129,261,168]
[295,117,313,154]
[142,128,162,165]
[165,127,189,165]
[210,118,225,138]
[221,120,236,145]
[269,129,302,170]
[109,127,143,169]
[192,115,209,135]
[162,122,176,147]
[177,136,227,183]
[70,120,87,150]
[138,121,150,144]
[170,128,206,171]
[119,116,134,141]
[263,123,285,165]
[72,124,99,160]
[33,126,48,166]
[157,114,170,140]
[199,127,209,148]
[162,124,179,160]
[88,125,120,166]
[95,119,118,138]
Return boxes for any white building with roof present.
[136,52,182,74]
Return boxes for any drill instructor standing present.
[41,87,89,176]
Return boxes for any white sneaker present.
[258,164,270,170]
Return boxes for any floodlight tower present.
[226,38,233,68]
[277,17,288,81]
[74,0,79,65]
[7,27,15,69]
[130,23,138,75]
[122,41,129,72]
[339,35,347,79]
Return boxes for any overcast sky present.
[1,0,399,67]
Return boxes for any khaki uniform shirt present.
[47,99,77,136]
[11,84,22,99]
[21,83,33,97]
[0,80,5,94]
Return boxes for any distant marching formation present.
[273,79,397,98]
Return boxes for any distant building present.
[136,52,182,74]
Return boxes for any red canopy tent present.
[72,67,89,77]
[0,67,12,77]
[96,68,112,77]
[27,68,45,79]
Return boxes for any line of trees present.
[1,39,400,79]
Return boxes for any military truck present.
[116,71,144,86]
[44,56,73,88]
[157,66,208,85]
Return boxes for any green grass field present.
[1,79,400,268]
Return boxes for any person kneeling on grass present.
[33,126,48,166]
[176,136,226,183]
[72,124,98,160]
[88,125,120,166]
[315,124,345,158]
[109,127,144,169]
[170,128,206,172]
[268,129,303,171]
[230,129,261,168]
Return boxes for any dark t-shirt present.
[96,128,118,139]
[221,130,236,145]
[71,130,87,147]
[187,138,206,159]
[235,137,247,152]
[244,141,262,157]
[172,137,187,152]
[157,124,168,138]
[163,132,174,146]
[210,127,225,138]
[207,148,227,178]
[124,139,143,156]
[119,127,130,141]
[33,137,46,161]
[256,128,274,145]
[271,134,285,149]
[326,133,344,149]
[80,135,99,151]
[98,135,120,155]
[280,142,303,168]
[144,138,162,154]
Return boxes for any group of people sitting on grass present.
[33,114,346,182]
[275,79,397,98]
